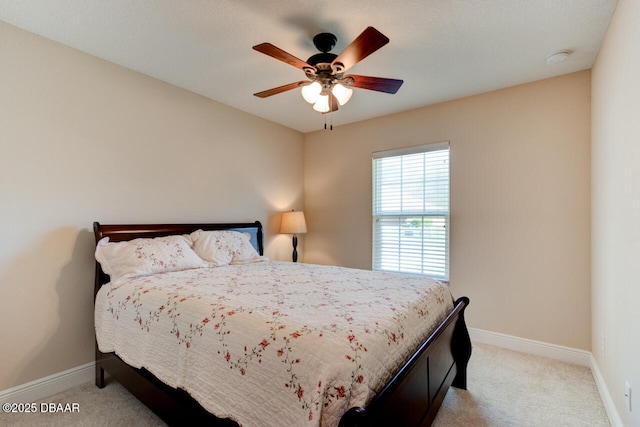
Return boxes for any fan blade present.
[346,75,403,94]
[254,81,307,98]
[253,43,313,71]
[331,27,389,72]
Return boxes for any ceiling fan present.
[253,27,403,114]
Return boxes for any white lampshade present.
[301,82,322,104]
[280,211,307,234]
[313,94,330,113]
[332,83,353,105]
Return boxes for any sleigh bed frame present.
[93,221,471,427]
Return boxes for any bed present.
[93,221,471,427]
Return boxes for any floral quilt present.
[95,261,453,427]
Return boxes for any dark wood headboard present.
[93,221,263,296]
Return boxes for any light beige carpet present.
[2,343,609,426]
[433,343,609,427]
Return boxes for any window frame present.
[372,141,450,281]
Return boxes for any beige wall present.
[304,71,591,350]
[591,0,640,424]
[6,5,630,405]
[0,21,304,390]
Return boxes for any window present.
[372,142,450,280]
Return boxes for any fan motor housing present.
[307,52,337,67]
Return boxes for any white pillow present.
[190,230,261,266]
[95,235,207,283]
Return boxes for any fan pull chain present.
[323,115,333,131]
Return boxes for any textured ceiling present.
[0,0,618,133]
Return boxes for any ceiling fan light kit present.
[301,81,353,111]
[253,27,403,117]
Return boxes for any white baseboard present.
[469,327,592,366]
[0,362,94,405]
[590,354,624,427]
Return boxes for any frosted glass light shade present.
[332,83,353,105]
[313,94,330,113]
[301,82,322,103]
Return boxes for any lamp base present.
[292,234,298,262]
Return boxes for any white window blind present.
[372,142,450,280]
